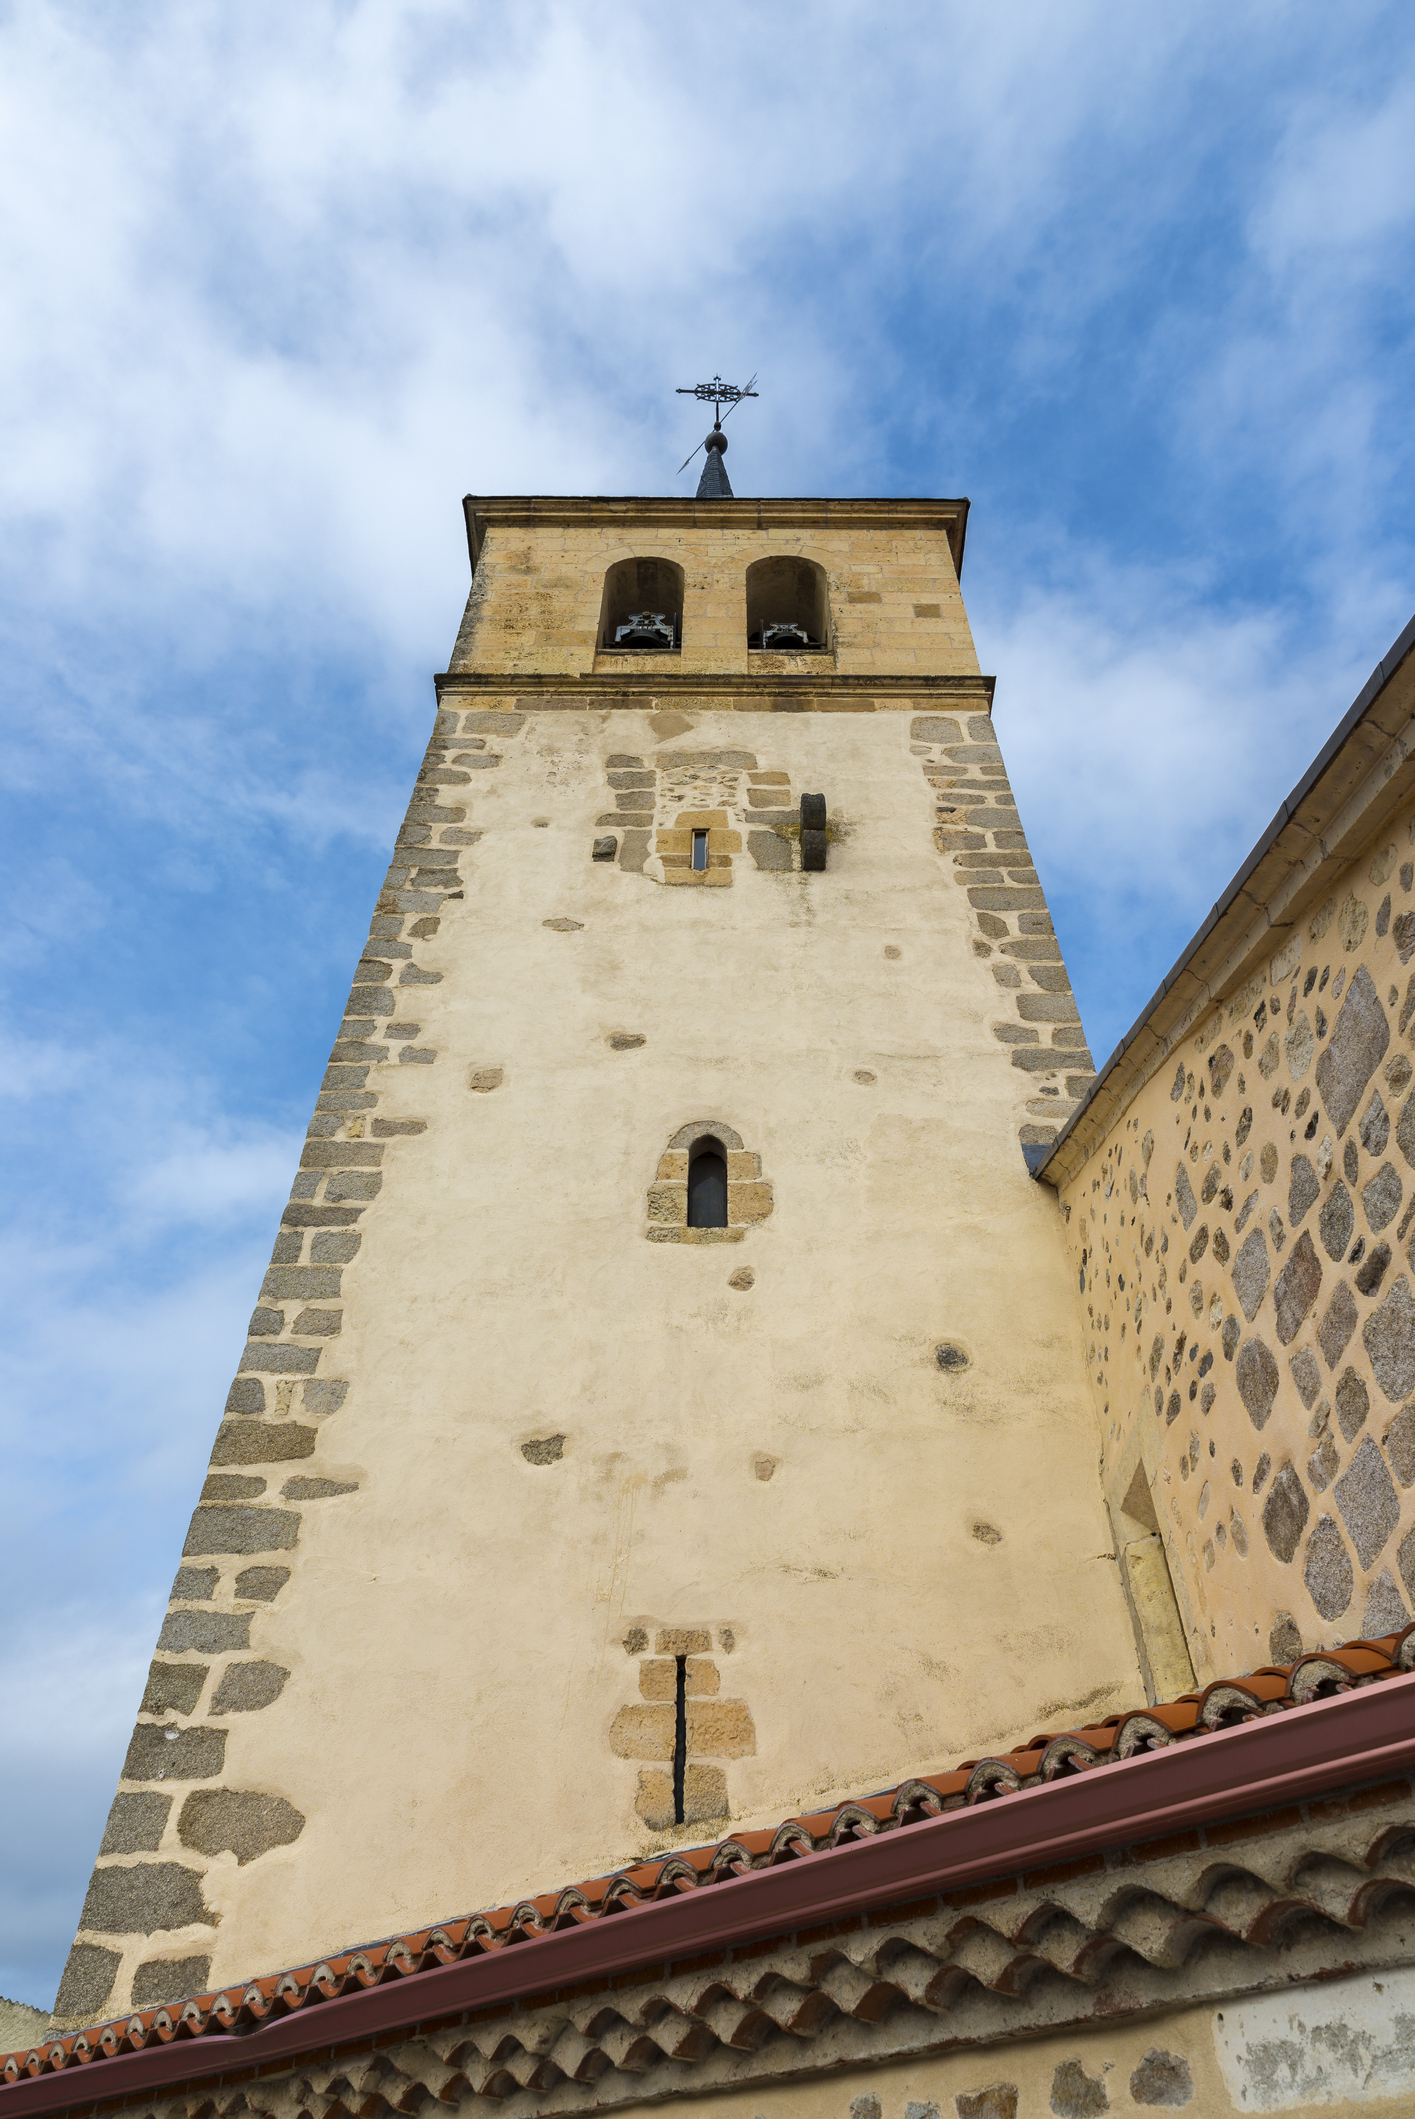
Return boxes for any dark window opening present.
[672,1655,687,1825]
[614,611,678,650]
[600,557,684,652]
[691,829,709,872]
[745,555,830,651]
[687,1137,728,1228]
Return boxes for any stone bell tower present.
[50,441,1144,2032]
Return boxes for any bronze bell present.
[759,619,815,650]
[614,610,676,650]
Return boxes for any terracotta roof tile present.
[6,1625,1414,2088]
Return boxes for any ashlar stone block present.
[183,1504,300,1555]
[608,1701,675,1760]
[79,1861,214,1935]
[637,1659,677,1701]
[157,1610,251,1654]
[122,1724,226,1782]
[634,1764,728,1830]
[684,1697,756,1757]
[51,1944,121,2027]
[130,1954,212,2009]
[99,1792,172,1856]
[728,1180,773,1222]
[210,1661,290,1714]
[1014,992,1080,1023]
[177,1788,305,1865]
[210,1420,317,1465]
[261,1266,343,1301]
[141,1661,207,1718]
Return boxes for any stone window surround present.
[655,807,741,884]
[608,1624,756,1830]
[646,1122,774,1243]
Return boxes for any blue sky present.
[2,0,1414,2011]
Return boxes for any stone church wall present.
[1061,799,1415,1688]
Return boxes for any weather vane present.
[676,372,758,476]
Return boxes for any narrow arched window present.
[745,555,829,651]
[599,557,685,652]
[687,1137,728,1228]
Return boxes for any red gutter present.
[10,1672,1415,2116]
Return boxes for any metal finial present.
[676,374,758,477]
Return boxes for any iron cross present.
[676,375,759,417]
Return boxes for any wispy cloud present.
[1,0,1414,2009]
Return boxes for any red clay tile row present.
[7,1628,1413,2090]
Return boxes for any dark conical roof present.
[695,428,733,500]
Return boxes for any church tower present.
[48,430,1144,2032]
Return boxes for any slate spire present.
[695,422,733,500]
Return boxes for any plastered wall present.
[1062,800,1415,1688]
[51,510,1141,2032]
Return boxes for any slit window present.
[691,829,709,872]
[672,1655,687,1824]
[687,1137,728,1228]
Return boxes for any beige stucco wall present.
[51,508,1143,2031]
[1059,799,1415,1688]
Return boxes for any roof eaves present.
[8,1633,1415,2107]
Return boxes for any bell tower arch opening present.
[746,555,830,651]
[599,556,684,652]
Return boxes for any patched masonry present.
[47,711,526,2032]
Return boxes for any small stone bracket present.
[800,792,827,871]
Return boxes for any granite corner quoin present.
[46,710,508,2031]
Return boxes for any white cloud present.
[1254,74,1415,265]
[1,0,1414,2015]
[974,553,1408,1062]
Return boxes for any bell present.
[761,620,813,651]
[614,610,675,650]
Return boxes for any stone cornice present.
[432,672,996,712]
[462,495,971,576]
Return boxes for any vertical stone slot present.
[1114,1462,1196,1700]
[672,1656,687,1825]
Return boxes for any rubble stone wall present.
[1061,801,1415,1688]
